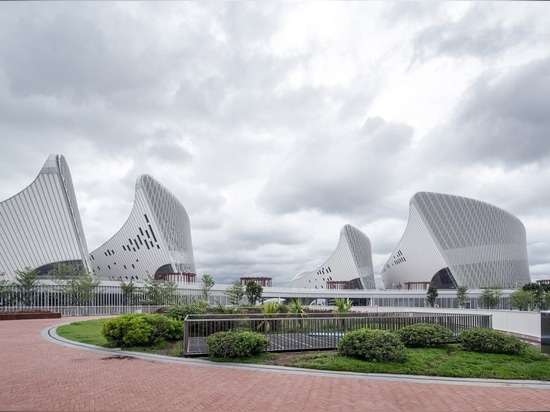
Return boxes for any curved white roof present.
[0,154,91,278]
[90,174,195,281]
[382,192,530,289]
[291,224,375,290]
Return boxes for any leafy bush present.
[209,301,245,314]
[206,330,269,358]
[101,313,183,347]
[167,301,209,321]
[338,328,407,362]
[459,328,527,355]
[395,323,454,348]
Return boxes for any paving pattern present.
[1,316,549,411]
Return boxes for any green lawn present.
[56,319,550,380]
[56,318,182,356]
[259,346,550,380]
[56,319,111,347]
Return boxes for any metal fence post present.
[541,311,550,355]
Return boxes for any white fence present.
[366,306,541,341]
[1,281,542,341]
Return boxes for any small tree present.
[426,285,438,307]
[0,272,14,306]
[15,267,39,306]
[200,274,215,302]
[224,280,245,305]
[120,279,140,306]
[456,285,469,308]
[50,264,100,306]
[245,281,263,305]
[522,283,547,310]
[142,275,178,306]
[509,289,534,311]
[480,286,501,309]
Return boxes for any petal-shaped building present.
[90,175,196,281]
[381,192,531,290]
[0,154,91,278]
[291,224,376,290]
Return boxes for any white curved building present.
[382,192,531,290]
[0,154,91,278]
[90,175,196,281]
[291,224,376,290]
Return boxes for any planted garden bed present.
[0,310,61,321]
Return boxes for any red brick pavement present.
[0,316,549,411]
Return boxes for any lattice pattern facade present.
[291,224,376,290]
[90,175,196,281]
[0,154,91,278]
[382,192,531,289]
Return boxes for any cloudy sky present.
[1,2,549,287]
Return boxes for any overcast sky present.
[1,2,549,287]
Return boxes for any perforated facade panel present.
[291,224,376,290]
[0,154,91,278]
[90,175,195,281]
[382,192,531,289]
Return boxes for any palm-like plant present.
[288,299,307,331]
[258,301,280,333]
[334,298,353,314]
[334,298,353,332]
[288,299,306,315]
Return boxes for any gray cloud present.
[421,56,550,167]
[257,118,414,217]
[0,2,549,287]
[412,4,528,62]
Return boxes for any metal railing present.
[182,312,492,356]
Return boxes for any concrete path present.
[1,316,549,411]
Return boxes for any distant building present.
[382,192,531,290]
[240,277,272,287]
[0,154,91,278]
[90,175,196,282]
[291,224,376,290]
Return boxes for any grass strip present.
[278,346,550,380]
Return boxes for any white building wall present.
[291,225,375,290]
[382,192,531,290]
[382,204,446,288]
[0,155,91,278]
[90,175,195,281]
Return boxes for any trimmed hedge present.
[206,330,269,358]
[101,313,183,347]
[395,323,454,348]
[459,328,527,355]
[338,328,407,362]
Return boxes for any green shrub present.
[206,330,269,358]
[395,323,454,348]
[209,301,245,314]
[101,313,183,347]
[338,328,407,362]
[459,328,527,355]
[167,301,209,321]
